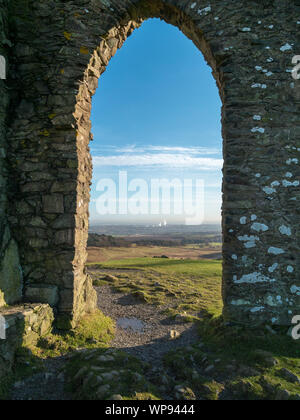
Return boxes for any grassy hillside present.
[88,257,223,320]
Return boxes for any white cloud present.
[91,144,221,156]
[93,153,223,170]
[140,145,220,155]
[91,144,223,170]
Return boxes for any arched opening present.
[89,18,222,227]
[72,3,225,328]
[86,17,223,334]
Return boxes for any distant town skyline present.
[89,18,222,225]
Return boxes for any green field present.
[88,257,223,320]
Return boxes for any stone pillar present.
[0,0,23,309]
[221,22,300,325]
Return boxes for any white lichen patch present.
[231,299,250,306]
[232,254,238,260]
[198,6,211,15]
[268,247,285,255]
[263,186,276,195]
[240,217,247,225]
[279,225,292,236]
[253,115,262,121]
[251,83,267,89]
[282,180,299,187]
[251,215,257,221]
[271,181,280,187]
[280,43,293,52]
[268,263,279,273]
[238,235,260,249]
[233,272,275,284]
[251,127,265,133]
[251,223,269,232]
[291,285,300,295]
[250,307,265,313]
[287,266,294,273]
[286,158,298,165]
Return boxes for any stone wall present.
[1,0,299,327]
[0,0,23,308]
[0,304,54,377]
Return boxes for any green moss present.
[65,349,161,400]
[197,380,224,400]
[76,310,115,344]
[0,375,14,400]
[31,310,115,358]
[197,317,300,399]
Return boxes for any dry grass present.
[87,244,222,264]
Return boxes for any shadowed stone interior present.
[0,0,299,328]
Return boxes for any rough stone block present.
[42,194,64,214]
[0,304,54,376]
[25,284,59,307]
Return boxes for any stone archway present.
[5,0,300,328]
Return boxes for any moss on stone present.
[31,309,115,358]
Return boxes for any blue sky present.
[90,18,222,225]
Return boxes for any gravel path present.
[97,284,199,365]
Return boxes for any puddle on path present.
[117,317,146,333]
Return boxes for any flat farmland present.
[87,244,222,264]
